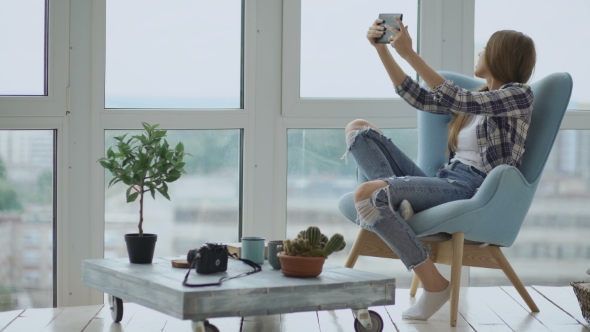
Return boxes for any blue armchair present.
[338,71,573,326]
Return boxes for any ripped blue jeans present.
[345,127,486,270]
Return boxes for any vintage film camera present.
[186,243,229,274]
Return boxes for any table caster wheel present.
[354,310,383,332]
[205,322,220,332]
[192,320,219,332]
[108,295,123,323]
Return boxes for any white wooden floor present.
[0,286,588,332]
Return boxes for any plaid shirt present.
[395,76,534,173]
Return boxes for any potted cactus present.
[278,226,346,278]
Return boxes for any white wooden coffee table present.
[82,256,395,332]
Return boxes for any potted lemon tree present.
[278,226,346,278]
[98,122,189,264]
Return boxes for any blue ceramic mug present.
[241,237,265,265]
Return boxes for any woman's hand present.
[388,17,414,59]
[366,19,387,48]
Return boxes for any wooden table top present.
[82,256,395,321]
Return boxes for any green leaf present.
[155,130,167,139]
[99,160,111,169]
[126,192,139,203]
[133,135,147,144]
[175,142,184,153]
[142,122,151,132]
[165,170,181,182]
[158,144,167,158]
[156,186,170,200]
[108,177,120,188]
[149,186,156,199]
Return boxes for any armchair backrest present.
[418,71,573,184]
[519,73,573,183]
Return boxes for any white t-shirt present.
[450,115,485,171]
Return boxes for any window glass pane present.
[0,131,54,311]
[287,128,417,287]
[470,130,590,286]
[300,0,418,98]
[105,1,242,109]
[0,0,46,95]
[475,0,590,110]
[104,130,241,259]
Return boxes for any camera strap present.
[182,253,262,287]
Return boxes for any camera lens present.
[187,248,198,264]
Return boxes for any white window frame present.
[0,0,69,308]
[0,0,68,116]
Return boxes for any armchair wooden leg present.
[449,232,464,327]
[488,246,539,312]
[345,228,371,268]
[409,274,420,297]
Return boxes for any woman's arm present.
[368,19,448,114]
[431,82,534,118]
[366,20,407,86]
[387,18,446,89]
[386,18,533,118]
[374,44,407,87]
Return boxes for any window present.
[0,130,55,311]
[286,128,418,287]
[474,0,590,110]
[299,0,419,99]
[470,130,590,286]
[105,1,243,109]
[104,129,241,258]
[23,251,41,267]
[0,0,47,96]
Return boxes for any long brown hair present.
[447,30,536,154]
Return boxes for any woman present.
[344,17,536,320]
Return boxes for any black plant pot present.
[125,233,157,264]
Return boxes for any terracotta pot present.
[277,253,327,278]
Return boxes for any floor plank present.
[466,287,548,332]
[317,309,356,332]
[42,305,103,332]
[280,311,320,332]
[0,310,24,330]
[455,287,510,331]
[502,286,589,332]
[370,306,399,332]
[82,303,139,332]
[3,308,64,332]
[160,315,242,332]
[122,305,169,332]
[533,286,590,329]
[1,287,588,331]
[241,315,280,332]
